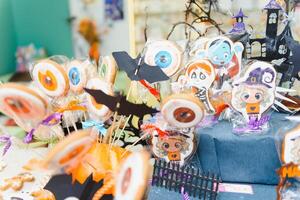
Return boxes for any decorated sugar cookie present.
[67,60,89,93]
[99,55,117,84]
[115,151,151,200]
[185,59,216,113]
[43,130,96,169]
[0,83,48,131]
[144,40,182,77]
[196,36,244,88]
[151,129,195,165]
[161,93,204,128]
[32,59,69,97]
[85,78,114,121]
[231,61,276,123]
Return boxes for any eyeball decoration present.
[99,55,117,84]
[85,78,114,121]
[115,151,151,200]
[43,130,96,169]
[231,61,276,133]
[0,83,48,131]
[32,59,69,97]
[67,60,89,93]
[144,40,182,77]
[185,59,216,114]
[161,93,205,128]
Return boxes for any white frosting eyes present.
[32,60,69,97]
[85,78,113,121]
[144,40,182,77]
[67,60,88,93]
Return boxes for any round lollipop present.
[31,59,69,97]
[67,60,88,94]
[115,151,151,200]
[85,78,114,121]
[161,93,204,128]
[144,40,182,77]
[0,83,48,131]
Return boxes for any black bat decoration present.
[112,51,169,83]
[84,88,159,118]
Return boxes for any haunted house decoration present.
[246,0,293,62]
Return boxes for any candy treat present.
[161,93,205,128]
[43,130,96,169]
[151,129,196,165]
[85,78,114,121]
[144,40,182,77]
[99,55,117,84]
[67,60,89,94]
[0,83,48,131]
[196,36,244,88]
[231,61,276,123]
[185,59,216,114]
[31,58,69,97]
[115,151,151,200]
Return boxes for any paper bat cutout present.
[112,51,169,83]
[84,88,159,118]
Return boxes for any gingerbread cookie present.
[144,40,182,77]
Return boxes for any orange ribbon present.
[141,124,168,138]
[56,100,87,113]
[139,80,161,102]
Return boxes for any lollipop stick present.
[121,133,149,157]
[112,116,125,145]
